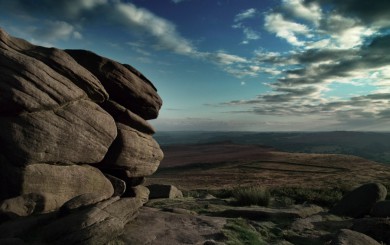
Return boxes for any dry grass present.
[232,186,271,207]
[148,143,390,191]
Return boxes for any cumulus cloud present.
[222,0,390,128]
[304,0,390,28]
[282,0,321,25]
[264,13,310,46]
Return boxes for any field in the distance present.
[148,142,390,190]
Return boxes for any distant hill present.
[154,131,390,164]
[149,142,390,190]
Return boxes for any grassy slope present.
[148,143,390,191]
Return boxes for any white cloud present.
[73,31,83,39]
[234,8,257,22]
[211,52,248,65]
[323,14,375,49]
[264,13,310,46]
[114,3,196,55]
[335,26,374,49]
[243,27,260,41]
[233,8,260,44]
[65,0,107,16]
[29,21,81,42]
[282,0,321,25]
[306,39,330,49]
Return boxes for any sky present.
[0,0,390,131]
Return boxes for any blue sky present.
[1,0,390,131]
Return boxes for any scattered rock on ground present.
[351,217,390,244]
[117,207,226,245]
[130,186,150,204]
[330,229,381,245]
[370,200,390,217]
[330,183,387,218]
[148,184,183,199]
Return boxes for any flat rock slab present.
[286,214,352,244]
[331,229,381,245]
[118,207,227,245]
[214,205,323,221]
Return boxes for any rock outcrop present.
[0,28,164,244]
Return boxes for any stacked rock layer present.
[0,28,163,244]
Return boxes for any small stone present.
[105,174,126,197]
[331,229,381,245]
[147,184,183,199]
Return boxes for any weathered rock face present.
[0,28,164,244]
[0,100,117,165]
[100,123,163,177]
[0,164,114,216]
[65,49,162,120]
[330,183,387,218]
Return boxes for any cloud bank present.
[220,0,390,129]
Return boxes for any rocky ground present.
[116,182,389,245]
[140,143,390,244]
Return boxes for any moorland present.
[136,131,390,244]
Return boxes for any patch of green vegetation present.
[146,197,229,214]
[222,218,267,245]
[271,187,346,208]
[232,186,271,207]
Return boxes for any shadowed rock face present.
[0,28,164,243]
